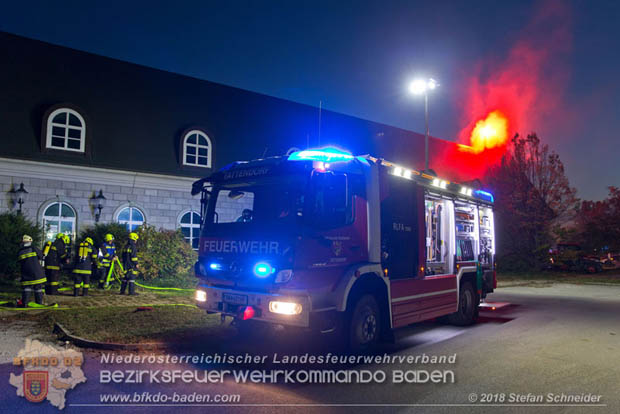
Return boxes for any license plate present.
[223,293,247,305]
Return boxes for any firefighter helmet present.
[56,233,65,240]
[128,232,139,241]
[104,233,114,242]
[85,237,94,245]
[63,235,71,244]
[22,235,33,243]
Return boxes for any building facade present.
[0,31,477,248]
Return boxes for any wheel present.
[348,294,380,352]
[448,281,478,326]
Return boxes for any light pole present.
[409,78,438,171]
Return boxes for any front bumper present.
[195,284,312,327]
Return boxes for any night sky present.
[1,0,618,200]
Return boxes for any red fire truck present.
[192,147,496,350]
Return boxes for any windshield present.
[204,175,308,233]
[202,170,354,237]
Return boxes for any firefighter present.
[17,235,46,306]
[72,237,97,296]
[120,232,139,295]
[98,234,117,288]
[44,233,68,295]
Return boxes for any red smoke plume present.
[444,0,573,179]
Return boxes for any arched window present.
[182,130,212,168]
[179,211,201,249]
[46,108,86,152]
[116,207,145,231]
[42,202,76,242]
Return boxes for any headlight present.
[275,269,293,283]
[269,301,302,315]
[195,290,207,302]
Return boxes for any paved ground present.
[1,283,619,413]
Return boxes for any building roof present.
[0,31,468,180]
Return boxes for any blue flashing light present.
[356,156,370,166]
[474,190,494,203]
[209,262,223,271]
[288,147,354,163]
[253,262,275,278]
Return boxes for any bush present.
[78,222,129,249]
[0,212,43,278]
[135,225,197,286]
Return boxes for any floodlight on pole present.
[408,78,439,171]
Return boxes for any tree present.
[485,133,578,270]
[0,212,42,278]
[135,225,197,286]
[575,187,620,252]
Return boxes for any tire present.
[448,281,478,326]
[348,294,381,352]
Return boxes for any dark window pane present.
[68,113,81,127]
[186,155,196,165]
[198,147,207,156]
[131,208,144,222]
[53,112,67,124]
[130,223,139,231]
[52,126,65,136]
[197,156,208,165]
[61,204,75,218]
[180,212,191,224]
[187,134,197,145]
[192,213,201,224]
[51,137,65,147]
[192,237,199,249]
[68,128,81,139]
[118,208,130,221]
[186,146,196,155]
[67,139,81,149]
[181,227,190,238]
[44,203,60,217]
[198,136,208,146]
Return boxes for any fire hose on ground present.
[1,258,195,310]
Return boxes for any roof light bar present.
[391,165,415,180]
[288,147,354,163]
[460,186,473,197]
[431,178,447,189]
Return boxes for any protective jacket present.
[72,241,97,296]
[18,244,46,284]
[100,242,116,268]
[120,240,139,295]
[44,238,67,270]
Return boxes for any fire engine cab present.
[192,147,496,350]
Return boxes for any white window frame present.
[182,130,212,168]
[46,108,86,152]
[178,210,201,250]
[42,201,77,242]
[115,206,146,231]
